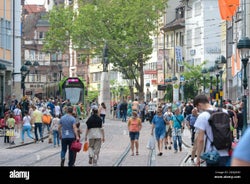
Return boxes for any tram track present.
[0,119,191,166]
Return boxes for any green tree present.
[43,5,74,52]
[181,61,210,100]
[43,0,169,101]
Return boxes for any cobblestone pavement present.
[0,118,194,167]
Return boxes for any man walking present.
[59,106,79,167]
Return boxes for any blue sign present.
[180,76,185,82]
[237,71,242,79]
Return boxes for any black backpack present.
[206,108,232,150]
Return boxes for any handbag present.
[70,140,82,152]
[201,132,220,165]
[6,129,14,137]
[146,135,155,150]
[200,150,220,165]
[83,141,89,152]
[48,133,52,144]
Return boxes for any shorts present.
[165,127,172,137]
[14,115,22,124]
[129,132,140,141]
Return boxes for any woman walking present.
[151,108,167,156]
[98,102,107,124]
[127,111,142,156]
[21,110,34,144]
[85,106,105,166]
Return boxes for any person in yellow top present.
[6,113,16,145]
[31,105,44,142]
[127,111,142,156]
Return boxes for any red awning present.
[218,0,239,20]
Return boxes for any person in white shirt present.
[21,110,34,144]
[193,94,230,166]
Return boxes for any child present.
[6,113,16,145]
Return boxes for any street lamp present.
[20,60,32,96]
[0,63,6,118]
[208,66,215,105]
[180,75,185,102]
[215,55,226,107]
[172,76,178,101]
[237,36,250,135]
[219,70,224,107]
[201,68,208,93]
[215,73,220,107]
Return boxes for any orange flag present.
[218,0,240,20]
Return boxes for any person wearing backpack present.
[193,94,231,167]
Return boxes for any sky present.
[25,0,45,5]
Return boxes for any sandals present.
[131,151,139,156]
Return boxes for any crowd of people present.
[1,93,249,167]
[111,94,248,167]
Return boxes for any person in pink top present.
[127,111,142,156]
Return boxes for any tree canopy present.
[43,0,169,100]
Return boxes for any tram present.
[58,77,85,105]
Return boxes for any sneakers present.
[157,152,163,156]
[174,150,178,153]
[179,147,182,152]
[93,159,97,166]
[61,159,65,167]
[89,157,93,164]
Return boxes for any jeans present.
[122,110,127,122]
[61,138,76,167]
[43,123,50,133]
[22,125,34,142]
[172,128,182,151]
[100,114,106,124]
[53,130,60,146]
[34,123,43,141]
[190,125,195,145]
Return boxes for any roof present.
[161,18,185,31]
[24,5,46,14]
